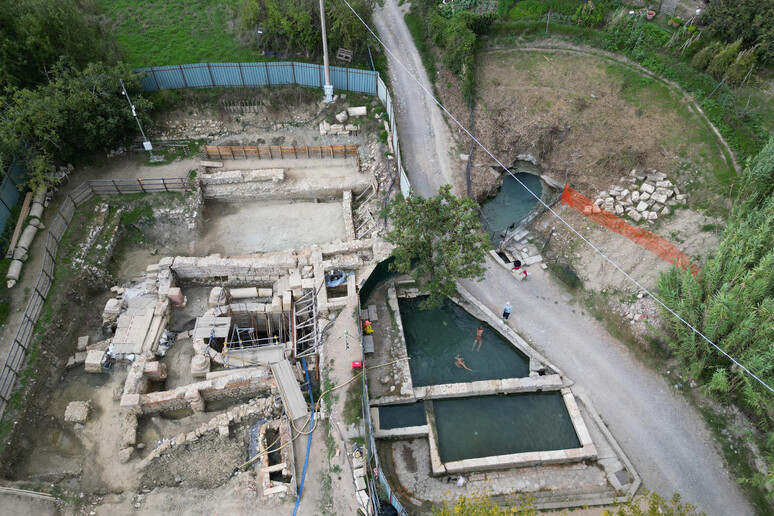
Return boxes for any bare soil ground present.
[0,86,390,513]
[468,48,732,208]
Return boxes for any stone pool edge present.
[424,389,597,475]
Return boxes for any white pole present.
[319,0,334,102]
[120,79,154,158]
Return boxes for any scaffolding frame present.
[293,288,319,359]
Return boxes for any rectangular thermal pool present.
[398,297,530,386]
[431,392,580,463]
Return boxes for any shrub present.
[545,0,583,16]
[444,23,476,75]
[497,0,518,18]
[725,47,758,85]
[508,0,548,21]
[572,0,604,28]
[690,41,720,70]
[706,39,742,79]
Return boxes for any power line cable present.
[339,0,774,395]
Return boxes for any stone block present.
[523,255,543,265]
[640,182,655,194]
[354,476,366,491]
[264,485,288,497]
[144,361,167,380]
[209,287,226,308]
[218,425,230,439]
[660,206,671,216]
[118,447,134,463]
[614,204,624,215]
[647,211,658,220]
[231,287,258,299]
[64,401,91,423]
[652,193,668,204]
[640,192,651,201]
[347,106,367,117]
[635,201,648,212]
[103,298,122,315]
[77,335,89,352]
[121,393,141,409]
[627,209,642,222]
[167,287,184,306]
[631,190,640,203]
[85,349,106,373]
[335,110,349,123]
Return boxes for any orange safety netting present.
[561,185,699,275]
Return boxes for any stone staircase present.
[661,0,679,16]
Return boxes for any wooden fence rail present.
[204,144,358,161]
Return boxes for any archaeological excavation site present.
[0,81,646,515]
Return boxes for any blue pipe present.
[293,357,315,516]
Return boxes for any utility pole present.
[319,0,334,102]
[120,79,159,161]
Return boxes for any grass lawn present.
[97,0,264,67]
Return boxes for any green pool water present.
[431,393,580,462]
[378,402,426,430]
[398,297,529,387]
[481,171,543,246]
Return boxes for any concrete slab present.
[193,315,232,340]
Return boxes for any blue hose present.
[293,357,315,516]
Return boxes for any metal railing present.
[0,177,191,417]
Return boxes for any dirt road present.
[460,261,754,515]
[372,0,457,197]
[370,9,754,511]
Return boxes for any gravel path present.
[460,260,754,515]
[372,0,456,197]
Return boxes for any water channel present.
[480,169,543,246]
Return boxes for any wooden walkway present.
[271,359,309,421]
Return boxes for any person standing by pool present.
[503,302,513,320]
[473,324,484,351]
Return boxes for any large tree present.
[657,138,774,461]
[240,0,370,59]
[385,185,490,308]
[704,0,774,62]
[0,0,117,89]
[0,62,149,190]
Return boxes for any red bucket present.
[352,360,363,369]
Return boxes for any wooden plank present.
[271,360,309,421]
[7,192,33,256]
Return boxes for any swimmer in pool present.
[455,354,472,371]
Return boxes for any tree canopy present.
[657,137,774,477]
[704,0,774,62]
[0,62,148,190]
[0,0,117,89]
[240,0,371,59]
[385,185,490,308]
